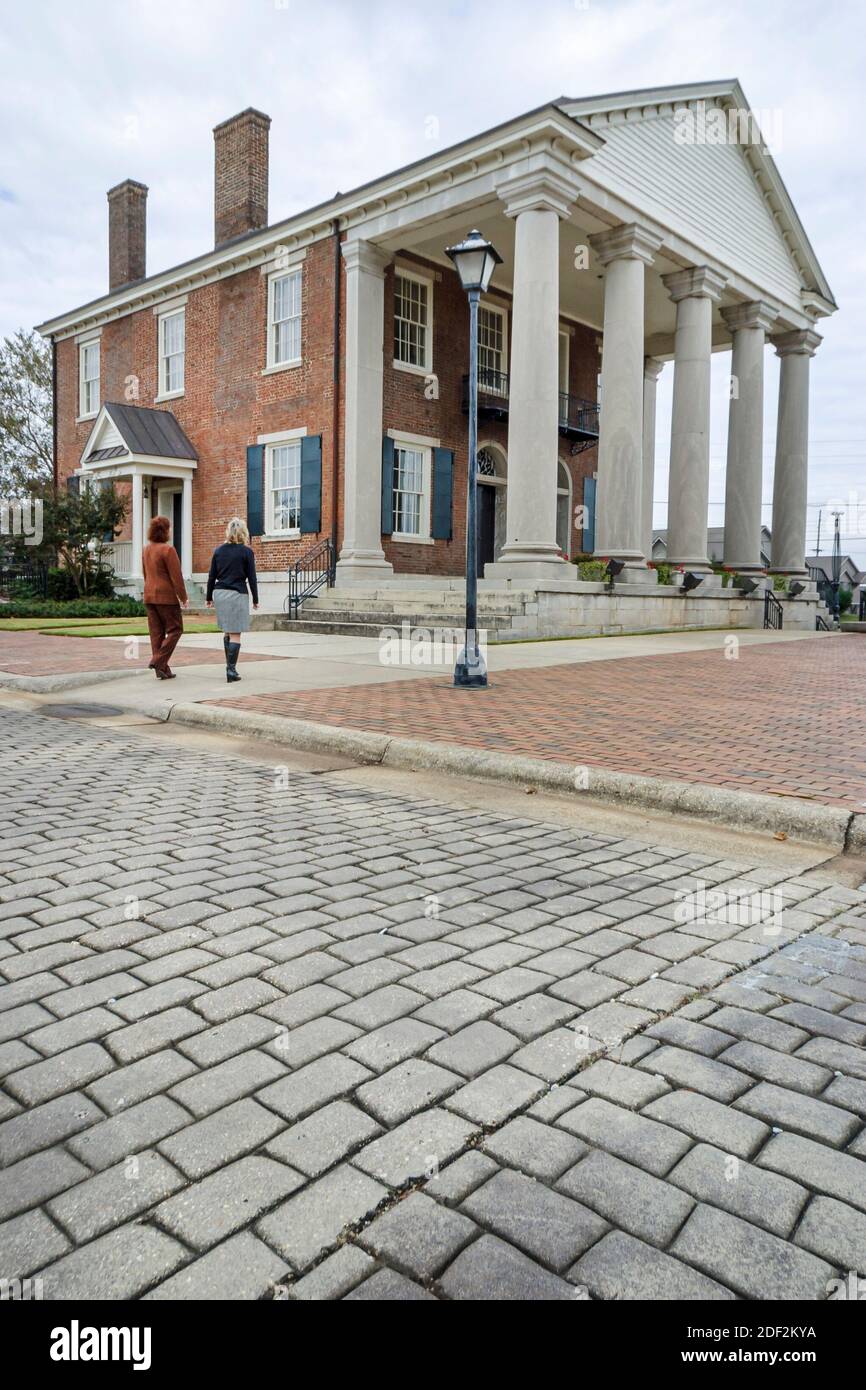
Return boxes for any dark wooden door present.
[477,484,496,576]
[172,493,183,560]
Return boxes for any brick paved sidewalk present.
[220,635,866,811]
[1,706,865,1300]
[0,631,270,676]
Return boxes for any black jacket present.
[207,543,259,605]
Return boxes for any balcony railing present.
[461,370,600,447]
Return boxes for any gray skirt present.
[213,587,251,633]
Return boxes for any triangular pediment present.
[561,81,835,312]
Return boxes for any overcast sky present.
[2,0,864,564]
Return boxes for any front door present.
[157,487,183,562]
[477,483,496,576]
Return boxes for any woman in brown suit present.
[142,516,188,679]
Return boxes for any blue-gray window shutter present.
[381,435,395,536]
[66,475,80,496]
[246,444,264,537]
[582,476,596,554]
[300,434,322,534]
[431,448,454,541]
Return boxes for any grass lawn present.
[0,617,219,638]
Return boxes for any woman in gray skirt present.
[206,518,259,682]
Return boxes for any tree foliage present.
[0,329,53,493]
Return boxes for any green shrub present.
[1,597,146,618]
[772,574,788,592]
[652,563,673,586]
[839,585,853,614]
[574,559,608,582]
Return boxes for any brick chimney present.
[107,179,148,291]
[213,108,271,247]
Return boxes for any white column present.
[130,472,144,579]
[335,239,393,584]
[770,328,822,577]
[182,475,193,578]
[591,224,662,579]
[642,358,664,562]
[486,170,575,581]
[721,302,777,573]
[663,266,727,571]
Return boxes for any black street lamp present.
[445,229,502,688]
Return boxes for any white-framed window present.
[79,340,100,418]
[393,269,432,372]
[478,304,507,394]
[267,267,302,369]
[158,308,185,397]
[391,439,433,540]
[266,438,302,534]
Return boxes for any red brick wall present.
[55,240,600,580]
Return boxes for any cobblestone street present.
[1,704,866,1300]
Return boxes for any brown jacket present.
[142,542,188,606]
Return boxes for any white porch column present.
[591,224,662,578]
[335,239,393,584]
[721,302,777,573]
[182,475,193,579]
[642,357,664,562]
[487,171,575,580]
[769,328,822,577]
[663,266,727,571]
[130,472,144,579]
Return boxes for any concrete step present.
[304,595,530,617]
[275,617,513,639]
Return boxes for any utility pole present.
[815,509,821,557]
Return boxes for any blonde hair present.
[225,517,250,546]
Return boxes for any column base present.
[485,545,572,584]
[335,550,394,586]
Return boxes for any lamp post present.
[830,511,842,626]
[445,229,502,688]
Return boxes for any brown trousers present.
[145,603,183,673]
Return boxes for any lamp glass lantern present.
[445,229,502,293]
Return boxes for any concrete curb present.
[0,667,150,694]
[161,700,864,852]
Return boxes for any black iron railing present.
[461,371,600,445]
[0,560,48,597]
[860,589,866,621]
[284,538,335,617]
[816,613,831,631]
[764,589,784,631]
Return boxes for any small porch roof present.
[80,403,198,474]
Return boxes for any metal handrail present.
[764,589,784,630]
[816,614,831,631]
[860,589,866,621]
[284,538,335,617]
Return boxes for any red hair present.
[148,515,171,543]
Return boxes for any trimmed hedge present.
[1,597,146,619]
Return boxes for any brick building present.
[38,83,835,629]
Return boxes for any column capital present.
[341,239,390,278]
[644,356,665,383]
[721,300,779,334]
[590,222,662,267]
[662,265,727,304]
[771,327,823,358]
[496,168,576,220]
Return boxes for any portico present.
[332,81,835,622]
[77,402,197,588]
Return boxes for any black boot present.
[223,633,230,660]
[226,641,242,683]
